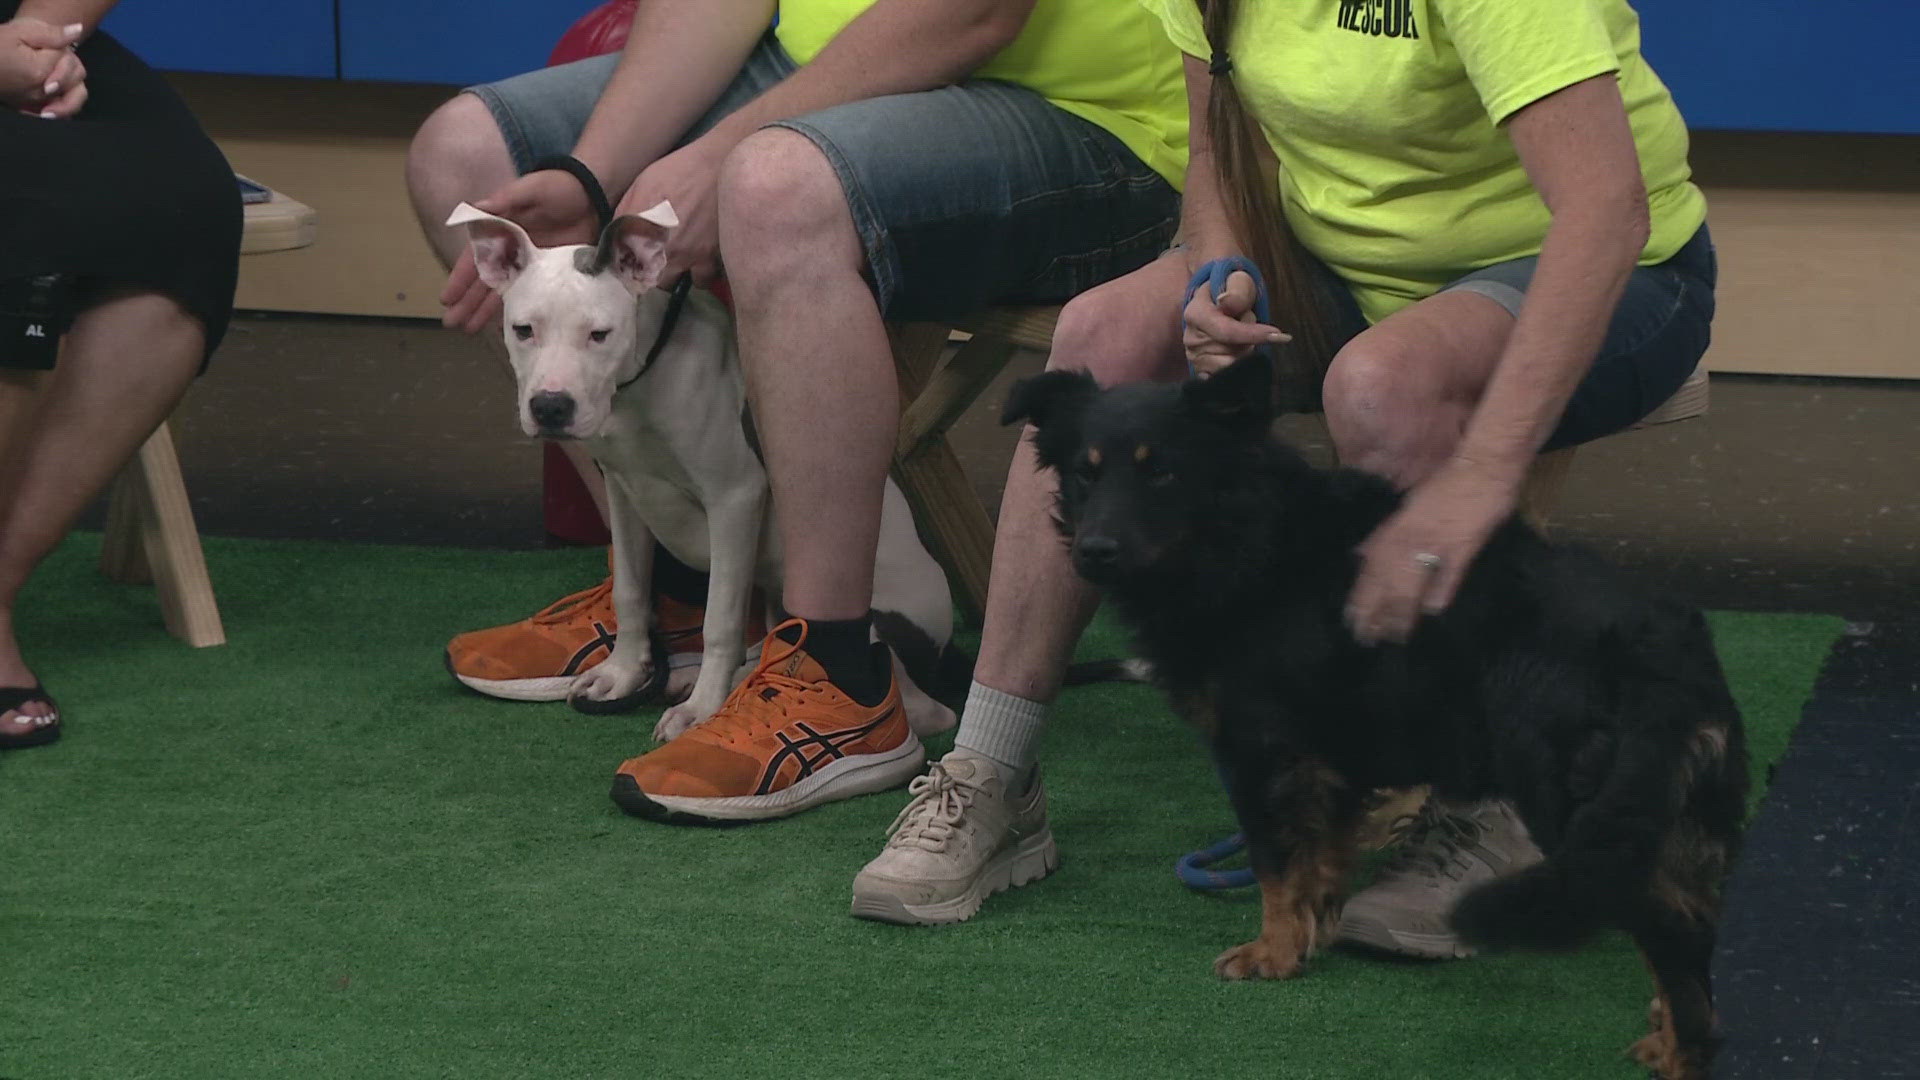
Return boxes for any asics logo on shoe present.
[562,621,617,676]
[755,710,898,796]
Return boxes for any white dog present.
[448,201,957,741]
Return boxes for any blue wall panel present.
[103,0,335,79]
[1638,1,1920,135]
[338,1,593,86]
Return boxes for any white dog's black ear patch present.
[446,203,535,291]
[601,201,679,295]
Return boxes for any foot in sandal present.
[0,682,62,750]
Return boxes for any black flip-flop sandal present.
[0,684,61,749]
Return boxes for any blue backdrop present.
[102,1,1920,135]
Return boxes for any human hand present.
[619,137,726,287]
[1182,268,1289,376]
[439,170,599,333]
[0,19,83,115]
[1345,461,1521,645]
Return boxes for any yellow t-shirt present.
[1140,0,1708,323]
[774,1,1189,190]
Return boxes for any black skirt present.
[0,10,241,366]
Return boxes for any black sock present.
[778,615,887,707]
[650,543,711,606]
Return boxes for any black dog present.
[1003,355,1748,1080]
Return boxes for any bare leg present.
[718,128,892,621]
[0,291,202,737]
[406,93,610,521]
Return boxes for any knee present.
[1047,262,1187,385]
[406,93,512,211]
[1321,339,1453,476]
[717,128,856,264]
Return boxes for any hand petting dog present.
[618,137,726,287]
[440,170,601,333]
[1346,459,1520,645]
[1181,263,1523,646]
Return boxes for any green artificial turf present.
[0,534,1843,1080]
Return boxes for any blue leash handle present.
[1182,255,1275,374]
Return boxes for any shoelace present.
[527,579,614,626]
[884,764,984,852]
[705,624,830,742]
[1379,804,1483,882]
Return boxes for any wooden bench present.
[97,183,317,648]
[889,306,1710,622]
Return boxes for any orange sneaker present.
[445,563,767,705]
[446,577,624,702]
[610,619,925,823]
[654,588,770,676]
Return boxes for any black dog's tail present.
[1448,803,1658,952]
[1451,687,1747,953]
[871,611,1151,714]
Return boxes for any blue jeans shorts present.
[466,32,1180,321]
[1303,224,1718,450]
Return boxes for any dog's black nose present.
[529,391,576,431]
[1075,536,1121,568]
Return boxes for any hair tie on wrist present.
[1209,52,1234,76]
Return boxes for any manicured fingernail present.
[39,110,57,118]
[44,80,60,94]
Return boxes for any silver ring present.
[1412,552,1442,571]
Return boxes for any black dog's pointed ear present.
[1181,353,1274,431]
[1000,369,1099,431]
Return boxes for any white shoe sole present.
[848,829,1060,926]
[452,672,575,702]
[623,735,926,823]
[1338,917,1475,960]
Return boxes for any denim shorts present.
[1302,225,1718,450]
[466,33,1180,320]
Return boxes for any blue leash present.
[1177,757,1257,892]
[1171,257,1273,894]
[1176,832,1255,891]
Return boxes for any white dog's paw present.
[653,696,719,742]
[663,664,699,705]
[568,655,654,714]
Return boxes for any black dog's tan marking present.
[1005,355,1748,1080]
[1215,757,1360,980]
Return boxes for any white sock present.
[952,681,1047,775]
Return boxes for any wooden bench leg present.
[100,469,150,584]
[889,323,1012,625]
[101,420,226,647]
[1519,446,1580,532]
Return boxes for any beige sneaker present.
[850,749,1059,925]
[1338,797,1544,959]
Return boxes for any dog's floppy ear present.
[1001,369,1098,433]
[447,203,537,291]
[597,200,678,295]
[1182,352,1275,431]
